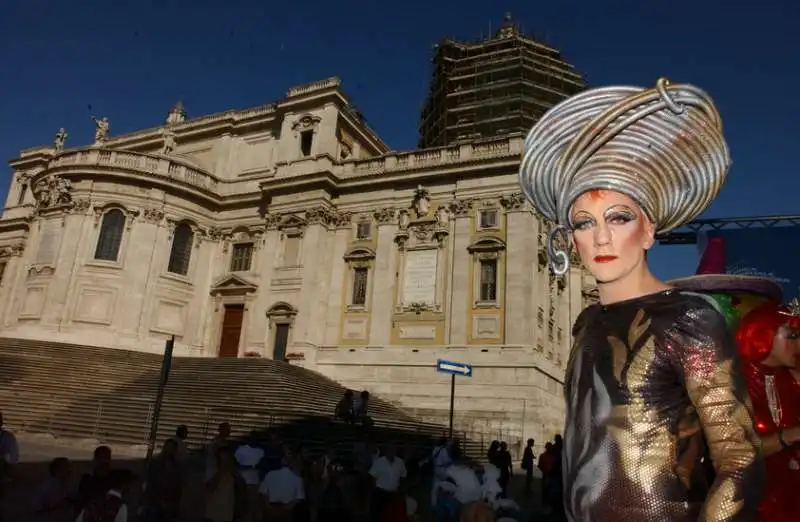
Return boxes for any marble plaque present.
[402,249,438,304]
[36,219,60,265]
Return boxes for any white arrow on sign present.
[438,362,471,375]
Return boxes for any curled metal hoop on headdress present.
[518,77,731,274]
[547,225,570,276]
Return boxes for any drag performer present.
[735,299,800,521]
[518,78,763,521]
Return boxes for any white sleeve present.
[75,511,85,522]
[368,460,380,478]
[258,476,270,498]
[115,504,128,522]
[295,476,306,501]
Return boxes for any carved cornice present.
[448,198,473,218]
[373,207,396,226]
[142,207,165,224]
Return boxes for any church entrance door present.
[219,304,244,357]
[273,323,289,361]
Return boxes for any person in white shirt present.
[369,444,406,521]
[75,469,134,522]
[259,456,304,522]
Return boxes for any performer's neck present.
[598,266,670,306]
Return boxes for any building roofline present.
[15,76,390,160]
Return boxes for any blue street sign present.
[436,359,473,377]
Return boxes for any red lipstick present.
[594,255,618,263]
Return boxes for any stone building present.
[0,77,596,443]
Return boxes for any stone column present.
[369,207,398,346]
[446,199,473,345]
[501,193,536,345]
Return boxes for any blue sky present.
[1,0,797,280]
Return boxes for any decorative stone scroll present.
[333,210,352,228]
[205,227,225,241]
[373,208,396,226]
[142,207,165,224]
[264,213,283,230]
[305,206,337,227]
[69,198,91,215]
[0,243,25,257]
[499,192,526,212]
[291,114,321,132]
[448,198,473,218]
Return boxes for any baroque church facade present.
[0,78,596,441]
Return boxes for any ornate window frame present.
[467,237,505,309]
[163,218,199,282]
[88,204,139,269]
[266,301,298,360]
[343,246,376,312]
[291,113,322,159]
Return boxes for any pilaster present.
[501,193,535,345]
[447,198,473,344]
[369,209,398,345]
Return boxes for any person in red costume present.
[736,298,800,522]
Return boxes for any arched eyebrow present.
[603,204,637,217]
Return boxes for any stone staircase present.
[0,338,483,458]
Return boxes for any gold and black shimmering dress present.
[563,290,764,522]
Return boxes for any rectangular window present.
[352,267,368,305]
[479,259,497,302]
[356,221,371,240]
[300,130,314,157]
[230,243,254,272]
[479,209,498,229]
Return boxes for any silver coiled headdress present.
[518,78,731,275]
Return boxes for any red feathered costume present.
[737,300,800,522]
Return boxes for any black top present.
[563,290,763,522]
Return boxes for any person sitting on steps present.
[335,390,355,424]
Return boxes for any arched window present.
[94,209,126,261]
[167,222,194,275]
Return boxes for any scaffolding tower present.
[417,14,587,149]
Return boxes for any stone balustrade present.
[340,134,523,177]
[48,148,219,193]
